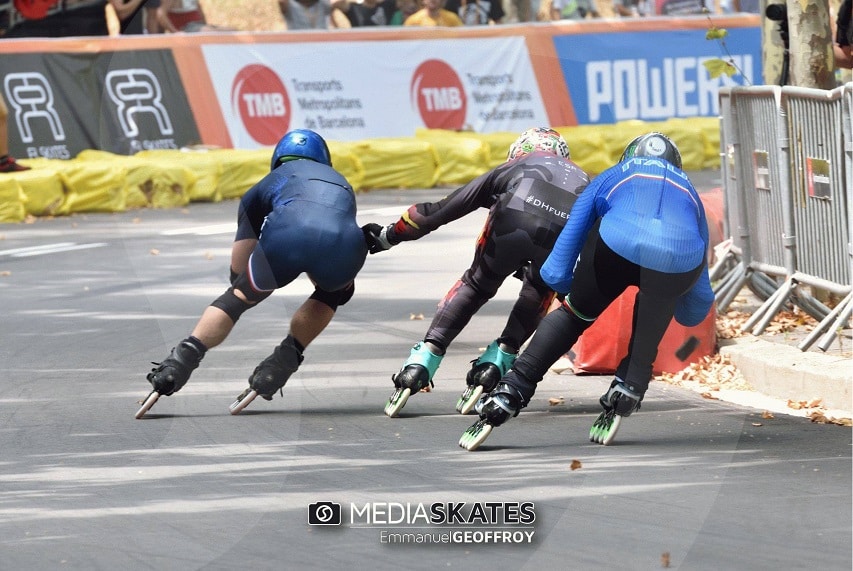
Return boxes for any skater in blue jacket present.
[137,129,369,417]
[459,132,715,449]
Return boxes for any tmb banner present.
[202,36,549,147]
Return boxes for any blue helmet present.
[270,129,332,171]
[620,132,682,169]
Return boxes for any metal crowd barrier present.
[717,83,852,351]
[799,84,853,351]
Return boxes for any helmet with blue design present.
[270,129,332,171]
[620,132,682,169]
[507,127,570,161]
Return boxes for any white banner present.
[202,37,547,147]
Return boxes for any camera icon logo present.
[308,502,342,526]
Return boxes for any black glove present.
[362,223,397,254]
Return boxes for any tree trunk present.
[787,0,836,88]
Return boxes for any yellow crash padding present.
[137,149,223,203]
[6,164,65,217]
[208,148,270,200]
[0,175,26,223]
[414,128,491,187]
[352,138,439,190]
[476,131,520,169]
[660,117,717,171]
[77,150,195,209]
[5,120,724,223]
[554,125,611,176]
[52,159,127,214]
[327,141,367,193]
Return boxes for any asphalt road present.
[0,185,850,571]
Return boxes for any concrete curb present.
[719,336,853,414]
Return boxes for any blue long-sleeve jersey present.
[540,157,715,326]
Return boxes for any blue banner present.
[554,27,761,125]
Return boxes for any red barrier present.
[569,287,717,375]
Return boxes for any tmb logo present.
[231,64,290,146]
[410,59,466,130]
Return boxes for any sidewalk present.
[653,286,852,425]
[712,287,852,424]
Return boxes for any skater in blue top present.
[137,129,369,418]
[362,127,589,417]
[459,132,715,449]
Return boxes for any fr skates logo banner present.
[0,50,200,158]
[201,37,548,146]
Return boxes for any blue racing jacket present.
[540,157,715,326]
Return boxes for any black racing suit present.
[385,151,590,353]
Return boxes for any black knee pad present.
[309,282,354,310]
[210,273,270,323]
[211,287,252,323]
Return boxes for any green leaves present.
[706,26,728,41]
[703,59,738,78]
[704,24,743,81]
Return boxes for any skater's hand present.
[361,223,396,254]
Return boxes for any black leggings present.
[505,220,704,402]
[423,210,556,353]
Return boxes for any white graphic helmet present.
[507,127,570,161]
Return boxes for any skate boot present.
[136,340,204,419]
[146,340,204,395]
[384,342,443,417]
[231,336,304,414]
[456,340,516,415]
[250,337,304,399]
[589,378,643,445]
[458,381,525,451]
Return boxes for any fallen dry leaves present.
[716,309,749,338]
[548,396,565,406]
[658,353,752,392]
[762,309,818,335]
[569,459,582,471]
[716,305,819,339]
[809,410,853,426]
[787,398,824,410]
[657,351,851,426]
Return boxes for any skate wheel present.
[589,412,606,442]
[458,420,492,451]
[134,391,160,419]
[229,388,258,415]
[455,385,483,415]
[599,414,622,446]
[384,387,411,418]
